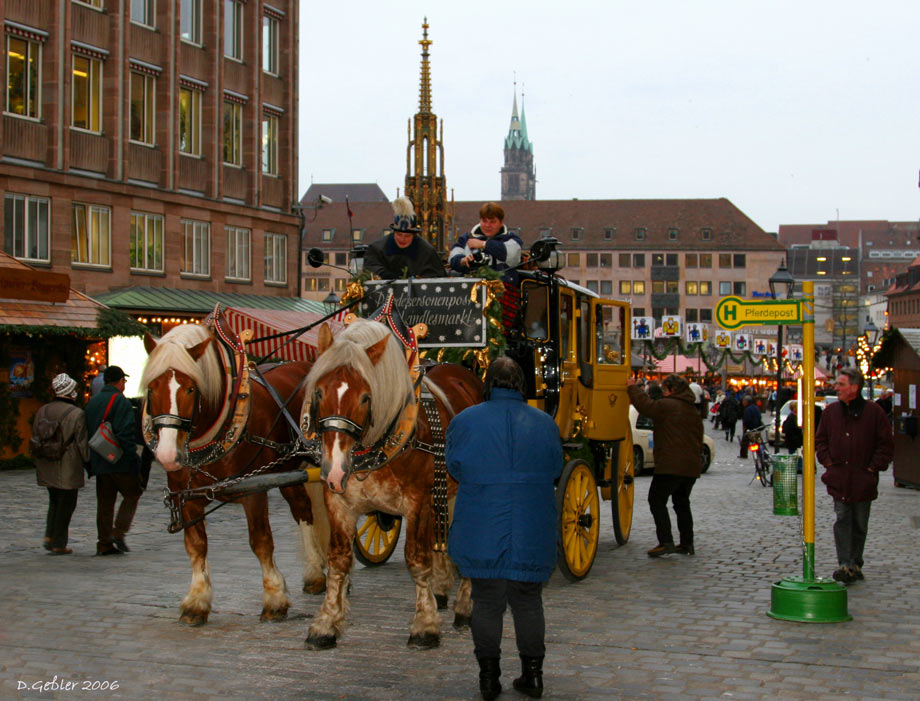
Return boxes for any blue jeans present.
[470,578,545,661]
[833,500,872,569]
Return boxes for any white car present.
[766,398,828,444]
[630,405,714,475]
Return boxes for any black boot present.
[513,655,544,698]
[478,657,501,701]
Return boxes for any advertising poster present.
[9,350,34,398]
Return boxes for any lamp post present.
[322,290,340,316]
[863,316,879,399]
[292,194,333,298]
[769,259,796,449]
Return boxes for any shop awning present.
[223,307,344,363]
[91,286,326,315]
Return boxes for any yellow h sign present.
[715,296,802,329]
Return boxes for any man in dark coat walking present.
[85,366,142,556]
[447,357,562,700]
[816,368,893,584]
[627,373,703,557]
[739,395,762,458]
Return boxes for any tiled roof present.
[91,286,326,315]
[305,197,782,252]
[778,220,920,248]
[302,183,390,205]
[0,253,107,333]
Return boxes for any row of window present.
[74,0,280,71]
[563,227,713,242]
[577,280,746,297]
[890,297,920,317]
[568,252,747,269]
[3,193,287,283]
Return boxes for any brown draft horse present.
[300,319,483,650]
[140,322,328,625]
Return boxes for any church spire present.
[418,17,432,113]
[504,83,532,152]
[501,80,536,200]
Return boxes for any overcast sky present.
[298,1,919,233]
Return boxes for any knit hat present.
[52,373,78,398]
[391,197,421,234]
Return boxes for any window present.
[7,37,41,119]
[131,0,156,27]
[618,253,630,267]
[700,253,712,268]
[567,253,580,267]
[619,281,631,295]
[322,229,334,241]
[571,227,582,241]
[600,253,612,268]
[667,280,679,294]
[352,229,364,242]
[652,253,664,266]
[719,281,731,295]
[129,72,155,143]
[700,309,712,323]
[719,254,732,269]
[4,194,49,261]
[668,228,679,241]
[586,280,599,294]
[306,277,330,292]
[225,0,243,60]
[129,212,164,272]
[635,227,646,241]
[633,254,645,268]
[633,307,645,317]
[733,281,746,296]
[223,101,242,165]
[181,219,210,276]
[179,87,201,155]
[666,254,678,266]
[72,203,110,266]
[226,226,251,281]
[686,281,699,295]
[733,254,746,268]
[333,252,347,265]
[600,280,612,296]
[700,228,712,241]
[699,281,711,296]
[334,277,348,292]
[72,55,102,131]
[75,0,103,6]
[686,308,698,323]
[264,233,287,284]
[652,281,665,294]
[633,281,645,295]
[686,253,697,268]
[539,228,551,239]
[604,228,615,240]
[586,253,598,267]
[262,113,279,174]
[181,0,202,44]
[262,14,279,74]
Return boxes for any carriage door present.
[580,299,631,441]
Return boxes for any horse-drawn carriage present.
[139,237,634,647]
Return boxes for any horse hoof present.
[303,580,326,595]
[453,614,471,629]
[305,634,337,650]
[260,608,288,623]
[407,633,440,649]
[435,594,449,610]
[179,612,208,626]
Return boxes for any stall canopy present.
[654,355,705,374]
[223,308,344,363]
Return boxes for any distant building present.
[500,90,535,201]
[885,255,920,329]
[302,184,389,205]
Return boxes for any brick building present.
[886,255,920,329]
[2,0,301,324]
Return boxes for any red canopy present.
[223,307,344,363]
[654,355,704,373]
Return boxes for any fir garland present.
[636,339,784,372]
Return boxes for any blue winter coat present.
[446,388,563,582]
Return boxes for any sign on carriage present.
[358,278,487,348]
[631,316,655,340]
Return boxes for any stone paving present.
[2,417,920,700]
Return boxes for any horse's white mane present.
[305,319,414,446]
[139,324,224,408]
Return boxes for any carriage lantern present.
[349,244,367,276]
[529,237,565,273]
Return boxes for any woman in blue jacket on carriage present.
[447,357,562,700]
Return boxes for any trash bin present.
[772,454,799,516]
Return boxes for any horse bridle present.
[146,385,200,449]
[310,390,371,444]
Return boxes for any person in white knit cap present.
[31,373,91,554]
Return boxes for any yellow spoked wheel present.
[353,511,402,567]
[611,431,635,545]
[556,459,600,582]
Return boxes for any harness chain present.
[418,393,449,551]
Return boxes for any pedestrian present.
[30,373,91,555]
[875,389,893,418]
[90,365,106,396]
[363,196,445,279]
[447,357,562,700]
[739,395,762,458]
[816,368,894,584]
[627,373,703,557]
[781,401,803,454]
[85,365,143,556]
[448,202,523,281]
[719,392,740,443]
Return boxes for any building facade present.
[2,0,300,307]
[500,91,535,201]
[885,255,920,329]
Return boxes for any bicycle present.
[743,425,773,487]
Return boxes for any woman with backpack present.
[30,373,91,555]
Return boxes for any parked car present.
[630,405,714,475]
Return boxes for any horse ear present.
[318,323,334,354]
[365,335,389,366]
[143,333,158,354]
[187,337,212,361]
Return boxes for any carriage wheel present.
[611,433,635,545]
[353,512,402,567]
[556,459,600,582]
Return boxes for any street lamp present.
[322,290,340,316]
[863,316,880,399]
[769,259,796,449]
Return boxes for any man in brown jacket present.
[627,374,704,557]
[816,368,893,584]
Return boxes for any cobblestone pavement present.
[2,418,920,700]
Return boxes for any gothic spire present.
[418,17,432,113]
[505,83,531,152]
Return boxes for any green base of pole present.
[767,576,852,623]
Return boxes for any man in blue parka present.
[447,357,562,701]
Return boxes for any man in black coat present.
[739,395,762,458]
[363,197,444,279]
